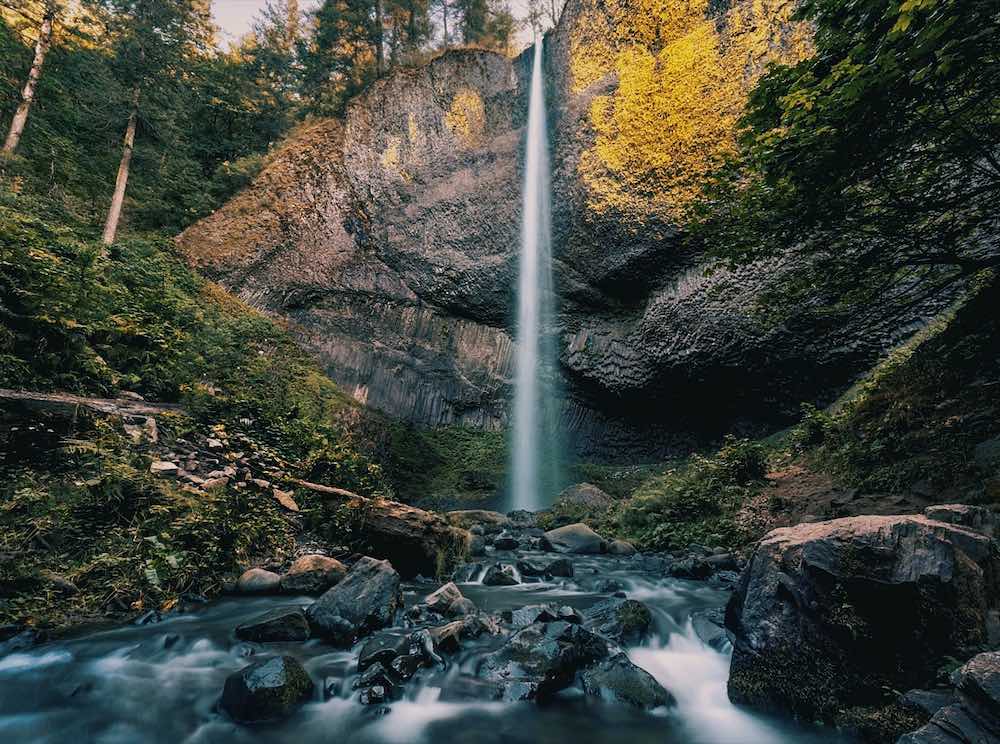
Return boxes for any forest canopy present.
[0,0,525,238]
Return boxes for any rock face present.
[899,652,1000,743]
[220,655,314,723]
[726,514,1000,725]
[305,557,402,644]
[177,0,952,458]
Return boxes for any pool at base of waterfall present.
[0,554,853,744]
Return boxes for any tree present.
[84,0,213,244]
[3,0,58,154]
[694,0,1000,316]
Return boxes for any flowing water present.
[510,38,559,512]
[0,552,853,744]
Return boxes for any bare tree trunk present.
[102,87,140,246]
[286,0,299,49]
[3,2,56,155]
[374,0,384,76]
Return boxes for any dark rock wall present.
[178,0,950,460]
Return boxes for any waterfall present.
[510,38,558,512]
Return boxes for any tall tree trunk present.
[374,0,384,76]
[3,2,56,155]
[286,0,299,49]
[102,87,140,246]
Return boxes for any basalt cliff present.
[177,0,948,458]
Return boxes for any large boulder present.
[923,504,996,539]
[726,515,1000,727]
[346,497,470,578]
[305,557,402,644]
[478,621,608,701]
[541,523,607,554]
[898,652,1000,743]
[580,653,674,710]
[280,555,347,594]
[220,655,314,723]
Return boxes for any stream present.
[0,552,852,743]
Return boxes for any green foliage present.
[693,0,1000,317]
[382,423,507,509]
[0,422,296,628]
[796,279,1000,496]
[616,436,768,551]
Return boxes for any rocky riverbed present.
[1,507,997,744]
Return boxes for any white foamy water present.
[510,38,557,512]
[631,624,789,744]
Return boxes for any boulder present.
[280,555,347,594]
[690,607,730,651]
[492,531,520,551]
[149,460,178,477]
[220,655,314,723]
[726,515,1000,727]
[358,633,411,672]
[923,504,996,538]
[555,483,614,511]
[583,598,654,645]
[581,653,674,709]
[237,568,282,594]
[898,652,1000,743]
[478,621,609,701]
[235,608,311,643]
[353,499,470,578]
[517,557,574,578]
[423,582,476,617]
[481,563,519,586]
[428,621,465,654]
[305,557,402,644]
[541,523,607,554]
[608,540,638,556]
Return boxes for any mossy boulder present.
[583,598,654,645]
[220,655,314,723]
[726,514,1000,732]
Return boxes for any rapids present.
[0,552,852,743]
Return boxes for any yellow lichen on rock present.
[444,89,487,149]
[571,0,812,221]
[381,136,402,171]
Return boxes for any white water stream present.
[511,38,558,512]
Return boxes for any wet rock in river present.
[581,652,674,710]
[690,607,730,651]
[279,555,347,594]
[359,633,411,672]
[727,514,1000,728]
[583,598,653,645]
[899,651,1000,743]
[492,531,520,551]
[481,563,519,586]
[236,568,282,594]
[423,582,476,617]
[478,621,609,702]
[541,523,607,554]
[220,655,314,723]
[235,608,311,643]
[517,556,574,578]
[305,557,401,645]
